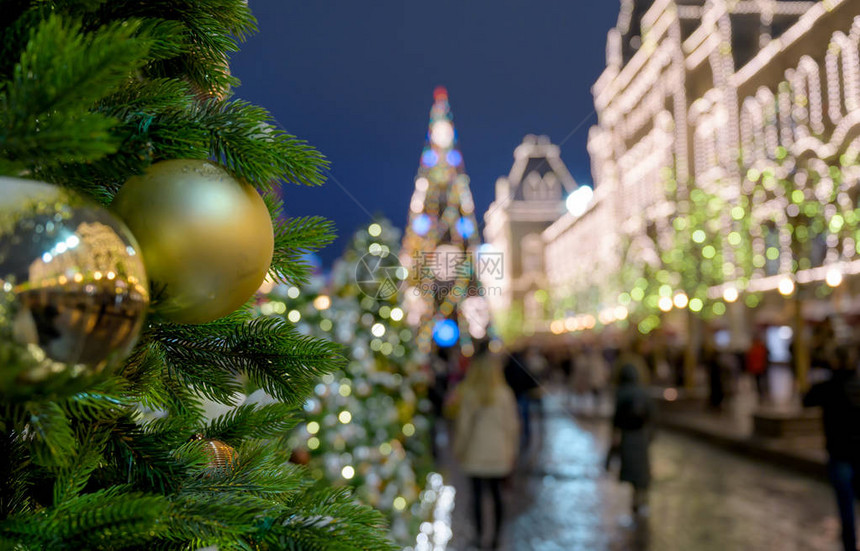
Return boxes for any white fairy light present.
[778,277,795,296]
[826,268,843,287]
[723,286,739,303]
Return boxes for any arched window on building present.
[522,171,561,202]
[541,172,562,201]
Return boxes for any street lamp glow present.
[566,186,594,217]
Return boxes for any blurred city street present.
[448,392,841,551]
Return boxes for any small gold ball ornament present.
[112,160,274,324]
[191,435,237,473]
[0,178,149,397]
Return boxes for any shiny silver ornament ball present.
[0,178,149,397]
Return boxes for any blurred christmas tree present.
[0,2,394,549]
[256,219,454,548]
[400,87,495,357]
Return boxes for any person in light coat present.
[453,347,520,550]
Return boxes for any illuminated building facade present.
[482,135,577,339]
[543,0,860,352]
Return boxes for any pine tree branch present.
[261,486,396,551]
[52,427,110,506]
[97,0,256,96]
[102,419,194,495]
[0,15,152,172]
[269,213,337,286]
[204,403,299,444]
[0,487,170,550]
[23,402,75,468]
[0,430,31,518]
[190,99,330,189]
[150,317,345,407]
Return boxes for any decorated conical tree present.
[0,2,393,549]
[400,87,495,356]
[257,219,450,547]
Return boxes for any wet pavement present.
[446,392,844,551]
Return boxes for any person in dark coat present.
[703,336,724,411]
[803,346,860,551]
[608,363,655,515]
[503,348,539,450]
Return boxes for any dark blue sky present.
[231,1,619,264]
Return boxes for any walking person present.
[745,333,769,402]
[588,346,611,416]
[703,334,725,411]
[503,347,538,451]
[427,353,450,460]
[803,346,860,551]
[454,346,520,550]
[606,363,655,516]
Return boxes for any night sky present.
[231,1,619,265]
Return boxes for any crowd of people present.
[433,338,657,550]
[430,320,860,551]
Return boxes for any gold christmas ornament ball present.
[192,435,237,473]
[0,178,149,397]
[112,159,274,324]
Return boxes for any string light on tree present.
[723,286,739,303]
[778,277,795,296]
[826,268,843,287]
[257,218,439,546]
